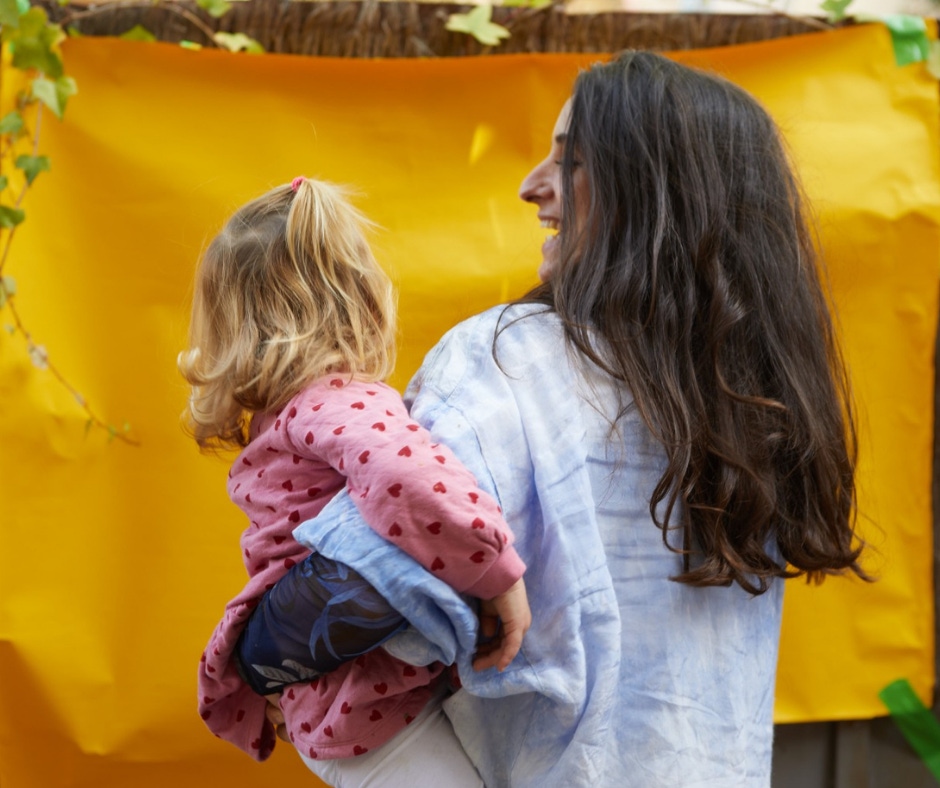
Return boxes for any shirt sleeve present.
[283,377,525,599]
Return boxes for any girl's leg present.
[298,690,484,788]
[235,551,406,695]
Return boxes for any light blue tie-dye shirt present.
[295,303,783,788]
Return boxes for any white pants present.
[298,693,484,788]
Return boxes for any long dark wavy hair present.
[518,51,867,595]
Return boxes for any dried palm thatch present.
[42,0,834,57]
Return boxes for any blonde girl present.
[180,178,528,785]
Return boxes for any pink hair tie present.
[291,176,306,192]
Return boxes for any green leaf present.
[120,24,156,43]
[445,5,510,47]
[16,154,50,185]
[0,111,23,135]
[196,0,231,17]
[0,274,15,307]
[7,7,65,79]
[16,0,29,13]
[819,0,853,23]
[179,40,202,51]
[31,74,76,118]
[213,32,264,53]
[0,0,21,29]
[0,205,25,228]
[0,176,9,192]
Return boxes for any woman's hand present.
[472,578,532,672]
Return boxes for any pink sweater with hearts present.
[197,376,525,762]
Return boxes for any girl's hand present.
[472,578,531,672]
[264,694,289,742]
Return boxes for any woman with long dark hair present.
[234,51,867,787]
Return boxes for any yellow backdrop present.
[0,22,937,787]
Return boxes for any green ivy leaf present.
[7,7,65,79]
[0,205,25,228]
[31,74,76,118]
[16,154,50,185]
[120,24,156,43]
[0,0,21,29]
[445,5,510,47]
[196,0,231,17]
[0,274,15,307]
[928,40,940,80]
[213,32,264,53]
[819,0,853,23]
[0,110,23,135]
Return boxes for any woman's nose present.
[519,161,552,204]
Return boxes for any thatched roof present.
[43,0,834,57]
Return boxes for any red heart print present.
[359,451,370,464]
[282,480,293,491]
[274,419,281,430]
[323,725,334,737]
[273,535,286,545]
[405,714,415,724]
[301,722,312,733]
[250,738,261,749]
[288,407,297,418]
[373,682,388,695]
[338,458,345,470]
[426,522,442,535]
[431,557,445,571]
[289,511,300,523]
[312,403,323,411]
[333,425,345,435]
[266,447,278,453]
[341,702,352,714]
[287,689,295,700]
[433,482,446,493]
[398,446,412,457]
[434,455,446,464]
[200,709,211,720]
[330,379,343,387]
[351,402,365,410]
[370,710,383,721]
[387,484,402,498]
[354,746,368,755]
[206,665,216,673]
[470,551,485,563]
[245,492,253,503]
[403,665,417,677]
[293,454,302,464]
[388,523,403,537]
[406,424,419,432]
[366,391,377,396]
[257,469,265,478]
[307,487,321,497]
[305,432,314,445]
[309,748,317,758]
[472,518,485,529]
[242,458,252,466]
[386,410,395,416]
[233,483,241,493]
[310,678,320,690]
[203,696,214,704]
[236,709,245,721]
[372,422,386,431]
[468,492,479,503]
[284,558,296,569]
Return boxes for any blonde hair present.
[179,179,396,450]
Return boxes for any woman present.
[241,50,866,787]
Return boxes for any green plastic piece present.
[879,678,940,781]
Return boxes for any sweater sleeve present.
[283,377,524,599]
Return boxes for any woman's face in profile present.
[518,100,589,283]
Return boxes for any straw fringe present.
[44,0,833,57]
